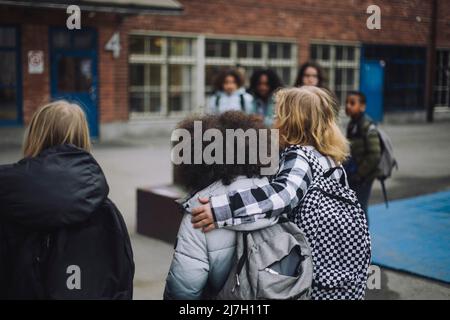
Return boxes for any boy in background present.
[345,91,381,215]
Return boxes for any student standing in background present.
[207,68,253,114]
[294,62,340,116]
[344,91,382,215]
[248,68,283,126]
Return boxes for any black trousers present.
[349,178,374,222]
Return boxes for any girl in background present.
[294,61,326,88]
[207,68,253,114]
[248,68,283,126]
[294,62,340,116]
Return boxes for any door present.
[360,60,385,123]
[50,28,99,138]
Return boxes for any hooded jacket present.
[163,176,277,300]
[0,144,134,299]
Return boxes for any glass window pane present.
[129,36,146,54]
[170,65,192,113]
[0,87,17,121]
[169,65,192,87]
[52,30,71,49]
[268,43,277,59]
[311,45,318,60]
[346,69,355,85]
[282,43,291,59]
[169,92,191,113]
[149,37,163,55]
[335,68,343,85]
[220,41,230,57]
[237,42,247,58]
[0,52,16,85]
[205,65,230,93]
[206,40,230,58]
[74,32,94,49]
[169,38,193,56]
[347,46,355,61]
[0,27,16,47]
[130,92,146,113]
[149,65,161,86]
[149,93,162,113]
[336,46,344,61]
[253,43,262,58]
[57,57,92,93]
[322,45,330,60]
[130,64,144,87]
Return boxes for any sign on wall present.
[28,50,44,74]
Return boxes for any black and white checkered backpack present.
[290,146,371,300]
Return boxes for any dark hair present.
[213,68,243,92]
[248,68,283,100]
[347,91,366,105]
[174,111,269,192]
[294,61,326,87]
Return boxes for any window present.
[434,49,450,108]
[205,39,296,94]
[0,26,20,123]
[129,34,297,117]
[129,35,196,115]
[310,44,360,106]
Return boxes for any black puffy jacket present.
[0,144,134,300]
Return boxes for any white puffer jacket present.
[163,176,277,300]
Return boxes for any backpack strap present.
[215,94,221,113]
[298,146,324,181]
[323,166,349,187]
[363,120,378,154]
[239,94,245,112]
[232,232,249,292]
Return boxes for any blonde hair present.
[23,101,91,158]
[274,86,349,164]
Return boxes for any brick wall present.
[98,26,129,123]
[0,6,127,125]
[123,0,449,62]
[21,24,50,124]
[1,1,449,128]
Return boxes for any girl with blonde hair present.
[0,101,134,300]
[189,87,371,300]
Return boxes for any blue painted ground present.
[368,190,450,283]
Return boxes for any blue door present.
[50,28,99,138]
[360,60,385,123]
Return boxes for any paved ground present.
[1,120,449,300]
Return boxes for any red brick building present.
[0,0,449,140]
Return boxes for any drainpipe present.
[425,0,438,122]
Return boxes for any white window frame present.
[205,37,297,95]
[129,32,197,119]
[310,41,361,106]
[434,48,450,109]
[129,31,298,119]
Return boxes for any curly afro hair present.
[173,111,270,192]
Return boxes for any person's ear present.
[361,103,367,112]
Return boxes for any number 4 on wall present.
[105,32,121,58]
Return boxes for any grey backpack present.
[216,217,313,300]
[368,123,399,207]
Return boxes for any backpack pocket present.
[255,231,312,300]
